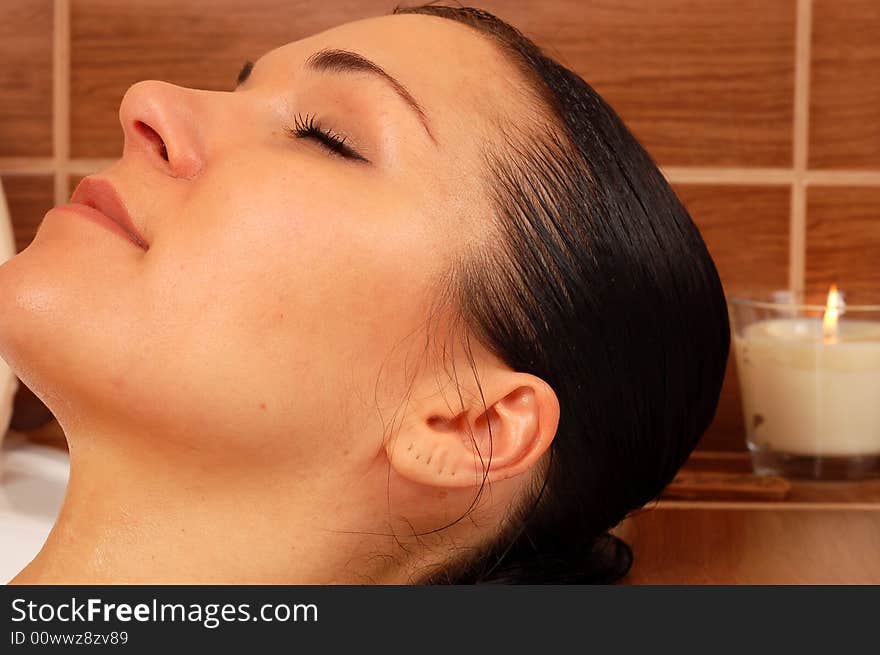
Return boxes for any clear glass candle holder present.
[729,290,880,480]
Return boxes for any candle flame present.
[822,284,844,343]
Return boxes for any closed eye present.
[236,60,254,88]
[285,112,369,163]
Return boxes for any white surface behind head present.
[0,179,20,438]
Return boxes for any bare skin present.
[0,14,559,584]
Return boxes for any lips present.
[69,177,149,250]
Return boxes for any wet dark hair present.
[391,3,730,583]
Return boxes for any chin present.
[0,252,46,373]
[0,248,102,414]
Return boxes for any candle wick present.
[822,287,845,344]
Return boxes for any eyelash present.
[284,112,368,163]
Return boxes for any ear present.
[386,371,560,488]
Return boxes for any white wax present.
[733,318,880,456]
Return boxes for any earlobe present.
[385,372,559,489]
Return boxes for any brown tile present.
[674,184,791,451]
[70,175,85,198]
[810,0,880,169]
[699,351,748,452]
[674,185,791,296]
[0,1,54,156]
[70,0,391,158]
[70,0,795,166]
[0,175,55,252]
[806,186,880,305]
[619,508,880,584]
[11,382,54,432]
[479,0,796,167]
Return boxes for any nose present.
[118,80,205,179]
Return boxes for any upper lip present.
[70,177,149,250]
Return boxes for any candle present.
[730,287,880,479]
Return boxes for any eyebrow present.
[236,47,437,146]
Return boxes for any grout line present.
[805,170,880,186]
[52,0,71,205]
[3,157,880,185]
[686,450,749,460]
[3,159,880,186]
[789,0,812,296]
[789,183,806,292]
[68,158,118,175]
[651,500,880,511]
[0,159,57,175]
[661,166,794,185]
[793,0,812,174]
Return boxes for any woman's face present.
[0,14,517,470]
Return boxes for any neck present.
[10,428,409,585]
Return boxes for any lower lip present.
[50,203,145,249]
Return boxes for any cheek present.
[132,171,444,448]
[222,196,441,374]
[177,165,441,352]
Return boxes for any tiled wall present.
[1,0,878,450]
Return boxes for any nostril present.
[134,120,168,162]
